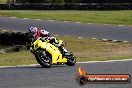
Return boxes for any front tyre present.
[35,50,52,68]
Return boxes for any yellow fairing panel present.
[40,42,67,64]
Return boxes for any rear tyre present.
[35,50,52,68]
[66,52,76,66]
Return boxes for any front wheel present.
[35,50,52,68]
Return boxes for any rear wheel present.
[35,50,52,68]
[65,52,76,66]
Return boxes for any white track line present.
[48,20,55,21]
[102,39,108,41]
[8,17,128,28]
[123,41,128,43]
[118,25,124,27]
[113,40,118,42]
[0,64,39,68]
[0,59,132,68]
[77,59,132,63]
[78,37,82,39]
[87,23,93,24]
[35,19,41,20]
[91,38,97,40]
[23,18,28,19]
[10,17,16,19]
[76,22,81,24]
[1,30,7,32]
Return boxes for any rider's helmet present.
[29,27,38,37]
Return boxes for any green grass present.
[0,10,132,25]
[57,36,132,62]
[0,0,7,3]
[1,36,132,66]
[0,51,36,66]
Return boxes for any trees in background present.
[16,0,65,3]
[0,0,16,3]
[0,0,132,4]
[50,0,65,4]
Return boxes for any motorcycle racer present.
[28,27,67,55]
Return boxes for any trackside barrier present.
[0,3,132,10]
[0,31,130,53]
[0,32,30,46]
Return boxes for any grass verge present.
[0,10,132,25]
[0,36,132,66]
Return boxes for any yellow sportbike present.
[30,37,76,68]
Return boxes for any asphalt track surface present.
[0,61,132,88]
[0,17,132,41]
[0,17,132,88]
